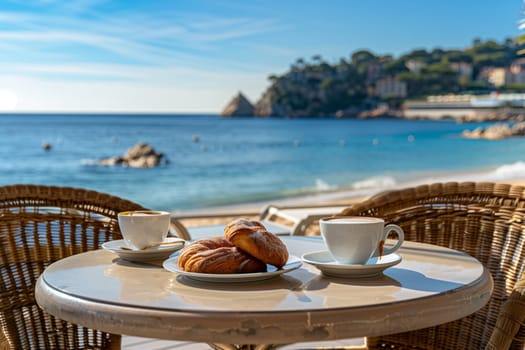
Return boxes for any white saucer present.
[301,250,402,278]
[102,238,185,262]
[163,255,302,283]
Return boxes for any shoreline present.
[171,165,525,217]
[170,188,372,217]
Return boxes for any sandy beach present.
[171,178,525,236]
[173,177,525,216]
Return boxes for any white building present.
[405,60,427,74]
[510,58,525,84]
[376,77,407,98]
[478,67,512,87]
[450,62,473,80]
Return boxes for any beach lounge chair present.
[0,184,148,349]
[339,181,525,350]
[170,211,292,240]
[259,203,350,236]
[170,202,351,240]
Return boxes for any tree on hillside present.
[446,50,473,63]
[384,60,409,75]
[257,34,521,117]
[518,6,525,55]
[351,50,377,65]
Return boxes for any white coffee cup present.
[118,210,171,250]
[319,216,404,265]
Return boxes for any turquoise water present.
[1,114,524,211]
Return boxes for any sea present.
[1,114,524,213]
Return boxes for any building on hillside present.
[489,68,511,87]
[450,62,473,80]
[426,94,473,103]
[366,62,383,83]
[405,60,427,74]
[510,58,525,84]
[478,67,512,87]
[375,77,407,98]
[475,60,525,86]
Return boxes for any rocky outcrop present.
[254,90,292,117]
[99,143,167,168]
[456,110,525,123]
[462,122,525,140]
[357,107,404,119]
[253,91,274,116]
[221,92,254,117]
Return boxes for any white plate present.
[102,238,185,262]
[301,250,402,278]
[163,255,303,283]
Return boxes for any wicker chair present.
[338,182,525,350]
[0,184,147,350]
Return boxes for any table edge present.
[35,267,493,344]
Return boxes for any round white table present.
[35,236,493,348]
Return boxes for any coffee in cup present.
[319,216,404,265]
[118,210,171,250]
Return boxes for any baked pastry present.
[177,237,266,273]
[224,219,289,268]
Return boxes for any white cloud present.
[0,8,291,66]
[0,3,291,112]
[0,64,269,112]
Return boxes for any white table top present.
[36,236,493,345]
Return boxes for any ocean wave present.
[315,178,335,191]
[387,161,525,191]
[448,161,525,183]
[351,176,398,190]
[488,161,525,181]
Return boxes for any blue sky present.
[0,0,521,113]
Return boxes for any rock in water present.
[98,156,123,166]
[99,142,167,168]
[462,122,525,140]
[124,143,157,159]
[221,92,254,117]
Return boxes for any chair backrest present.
[340,182,525,350]
[0,184,146,350]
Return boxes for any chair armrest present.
[486,270,525,350]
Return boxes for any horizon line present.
[0,111,222,116]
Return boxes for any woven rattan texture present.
[339,182,525,350]
[0,184,146,350]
